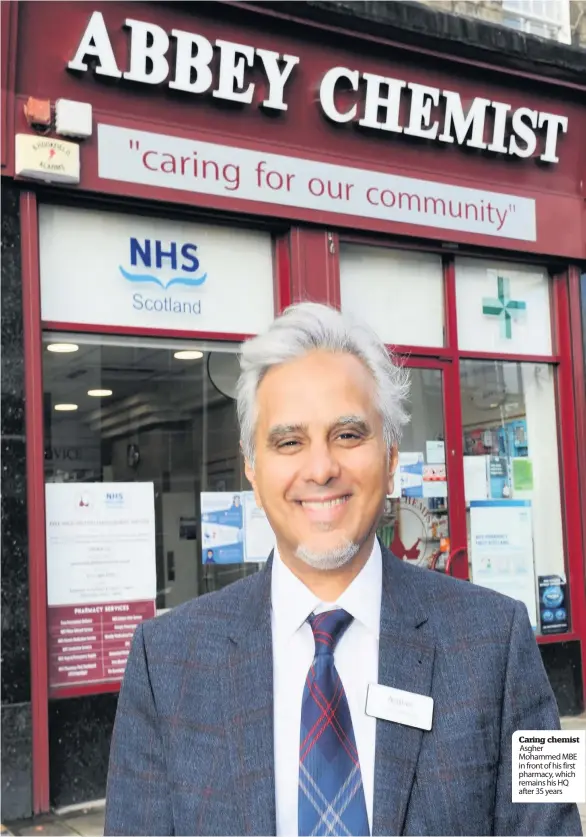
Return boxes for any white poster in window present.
[426,441,445,464]
[469,499,537,629]
[45,482,157,691]
[463,456,489,503]
[46,482,156,606]
[242,491,275,563]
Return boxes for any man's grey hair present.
[236,302,410,465]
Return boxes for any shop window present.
[339,244,444,347]
[456,258,551,355]
[502,0,571,44]
[42,334,274,693]
[460,359,567,636]
[42,333,266,603]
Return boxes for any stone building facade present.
[417,0,586,47]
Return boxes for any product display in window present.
[460,359,567,634]
[376,368,451,572]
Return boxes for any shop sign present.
[68,11,568,164]
[39,204,275,333]
[482,275,527,339]
[98,124,536,242]
[456,264,551,355]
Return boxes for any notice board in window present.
[45,482,157,695]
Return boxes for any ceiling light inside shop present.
[174,350,204,360]
[87,389,113,397]
[54,403,78,411]
[47,343,79,353]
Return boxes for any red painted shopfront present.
[2,0,586,814]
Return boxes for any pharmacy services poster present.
[45,482,156,691]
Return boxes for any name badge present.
[365,683,434,731]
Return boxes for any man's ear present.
[387,444,399,496]
[243,452,263,509]
[244,457,255,489]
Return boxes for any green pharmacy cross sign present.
[482,275,527,339]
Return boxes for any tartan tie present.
[298,609,370,837]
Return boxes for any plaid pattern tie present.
[298,609,370,837]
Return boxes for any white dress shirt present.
[271,540,382,836]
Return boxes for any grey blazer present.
[104,546,582,836]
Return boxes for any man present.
[105,302,581,836]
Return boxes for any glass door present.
[378,359,465,576]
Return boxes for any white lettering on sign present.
[68,11,568,164]
[67,10,122,79]
[323,72,567,163]
[98,124,536,241]
[68,11,299,112]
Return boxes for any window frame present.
[501,0,571,44]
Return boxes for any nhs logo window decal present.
[119,236,208,315]
[120,238,208,290]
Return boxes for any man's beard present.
[295,537,361,571]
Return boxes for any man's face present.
[245,350,398,569]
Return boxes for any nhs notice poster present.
[469,499,537,629]
[201,491,275,564]
[45,482,157,692]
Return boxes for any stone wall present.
[1,182,33,822]
[570,0,586,46]
[416,0,586,46]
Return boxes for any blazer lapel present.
[373,548,436,837]
[222,557,276,836]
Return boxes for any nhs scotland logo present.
[120,238,207,289]
[119,237,207,315]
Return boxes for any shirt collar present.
[271,538,382,642]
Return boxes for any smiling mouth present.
[298,496,350,509]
